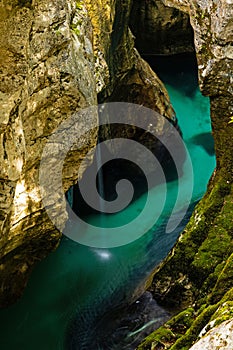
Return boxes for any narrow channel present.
[0,53,216,350]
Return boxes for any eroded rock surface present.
[130,0,194,55]
[0,0,177,307]
[190,318,233,350]
[138,1,233,349]
[0,0,98,306]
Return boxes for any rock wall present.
[130,0,194,55]
[138,0,233,349]
[86,0,175,118]
[0,0,98,307]
[0,0,177,307]
[87,0,178,169]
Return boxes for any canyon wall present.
[1,3,232,349]
[0,0,98,306]
[138,0,233,349]
[130,0,194,55]
[0,0,176,307]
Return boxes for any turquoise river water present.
[0,54,216,350]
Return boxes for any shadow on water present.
[72,128,185,218]
[143,52,199,98]
[65,202,197,350]
[189,132,215,156]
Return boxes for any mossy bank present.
[137,0,233,349]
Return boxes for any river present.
[0,53,216,350]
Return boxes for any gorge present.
[0,0,232,350]
[0,53,215,349]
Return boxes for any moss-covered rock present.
[138,289,233,350]
[138,0,233,348]
[137,307,195,349]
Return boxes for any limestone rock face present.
[0,0,177,307]
[87,0,177,157]
[163,0,233,99]
[130,0,194,55]
[0,0,98,307]
[190,318,233,350]
[86,0,175,119]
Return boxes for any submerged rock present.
[66,291,170,350]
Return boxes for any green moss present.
[191,228,231,281]
[76,0,83,10]
[167,308,195,332]
[169,304,218,350]
[70,0,84,36]
[71,18,83,36]
[197,261,226,305]
[209,254,233,303]
[137,305,220,350]
[71,25,80,36]
[214,197,233,234]
[137,327,176,350]
[138,291,233,350]
[221,287,233,303]
[136,308,195,350]
[210,301,233,327]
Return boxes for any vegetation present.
[76,0,83,10]
[137,174,233,349]
[71,23,80,36]
[70,1,84,36]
